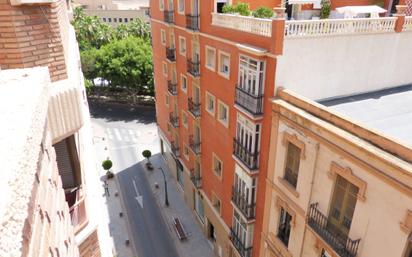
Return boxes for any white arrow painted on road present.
[133,179,144,209]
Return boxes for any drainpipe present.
[298,142,320,257]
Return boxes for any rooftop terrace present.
[320,85,412,149]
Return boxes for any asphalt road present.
[90,101,179,257]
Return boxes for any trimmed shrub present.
[222,2,250,16]
[102,159,113,171]
[252,7,274,18]
[320,0,331,19]
[142,150,152,159]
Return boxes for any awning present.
[336,5,387,18]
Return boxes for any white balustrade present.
[211,13,272,37]
[285,17,397,38]
[403,16,412,31]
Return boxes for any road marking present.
[113,128,122,141]
[133,179,144,209]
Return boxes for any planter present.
[396,5,407,14]
[106,171,114,179]
[146,162,154,170]
[273,7,286,18]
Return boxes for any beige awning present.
[336,5,387,18]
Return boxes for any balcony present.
[67,188,88,234]
[187,58,200,77]
[167,81,178,95]
[186,14,200,31]
[235,85,263,116]
[307,203,361,257]
[230,228,252,257]
[163,10,174,24]
[171,141,180,157]
[169,112,179,128]
[188,98,201,117]
[189,135,201,155]
[212,13,272,37]
[231,186,256,220]
[166,47,176,62]
[233,138,259,171]
[190,168,202,188]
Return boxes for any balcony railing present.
[186,14,200,31]
[171,141,180,157]
[187,58,200,77]
[166,47,176,62]
[230,228,253,257]
[231,186,256,220]
[167,81,178,95]
[235,85,263,116]
[69,189,88,234]
[307,203,361,257]
[212,13,272,37]
[404,16,412,31]
[190,168,202,188]
[189,135,201,155]
[285,17,396,38]
[233,138,259,171]
[169,112,179,128]
[188,98,201,117]
[163,10,174,23]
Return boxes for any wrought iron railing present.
[186,14,200,31]
[189,135,201,155]
[169,112,179,128]
[190,168,202,188]
[233,138,259,171]
[231,186,256,220]
[307,203,361,257]
[187,58,200,77]
[163,10,174,23]
[230,228,253,257]
[166,47,176,62]
[167,81,178,95]
[188,97,201,117]
[235,85,263,115]
[171,141,180,157]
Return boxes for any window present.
[178,0,184,13]
[195,191,205,223]
[164,93,169,107]
[205,46,216,71]
[218,51,230,79]
[108,18,112,22]
[205,92,215,116]
[102,17,106,22]
[162,62,168,77]
[213,153,222,177]
[215,0,228,13]
[284,142,301,188]
[167,122,171,133]
[119,18,123,22]
[182,111,188,128]
[180,74,187,92]
[179,36,186,56]
[217,101,229,127]
[183,144,189,160]
[125,18,128,22]
[159,0,164,10]
[130,18,134,21]
[212,193,221,214]
[328,175,359,238]
[277,208,292,247]
[161,29,166,46]
[238,55,265,96]
[114,18,118,22]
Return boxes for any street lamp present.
[158,167,169,207]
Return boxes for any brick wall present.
[22,129,80,257]
[0,0,69,81]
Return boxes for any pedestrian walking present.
[103,180,110,197]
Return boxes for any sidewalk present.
[145,154,215,257]
[92,123,136,257]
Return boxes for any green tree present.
[96,37,154,101]
[72,7,115,50]
[320,0,331,19]
[80,48,99,82]
[125,19,151,41]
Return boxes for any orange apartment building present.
[150,0,412,257]
[0,0,110,256]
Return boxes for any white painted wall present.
[276,31,412,100]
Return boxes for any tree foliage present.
[96,37,154,98]
[252,7,274,18]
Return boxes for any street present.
[90,101,180,257]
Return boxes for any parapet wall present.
[276,27,412,100]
